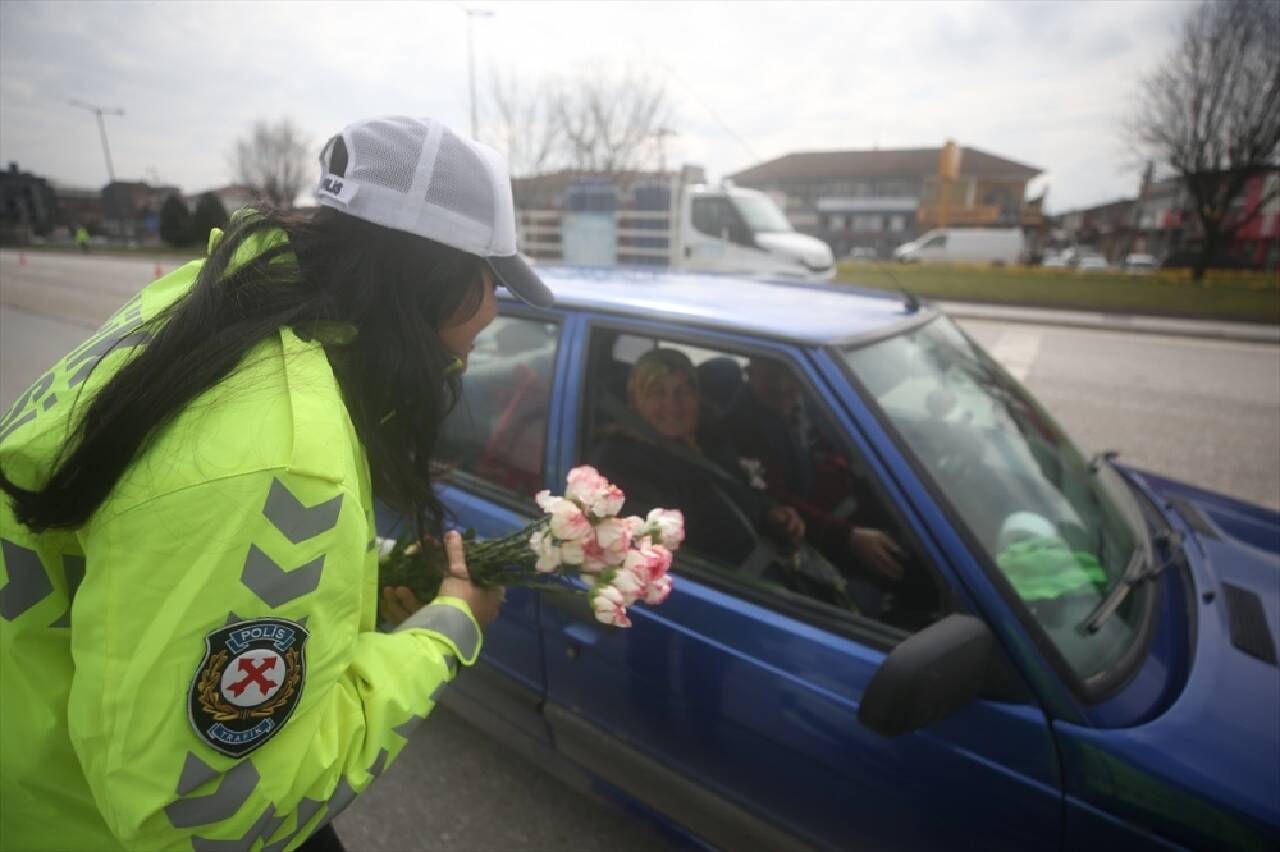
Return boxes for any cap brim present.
[486,254,554,309]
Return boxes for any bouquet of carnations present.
[378,465,684,627]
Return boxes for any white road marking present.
[988,330,1042,381]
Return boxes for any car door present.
[379,306,565,746]
[537,317,1065,851]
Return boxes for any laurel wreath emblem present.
[197,648,302,722]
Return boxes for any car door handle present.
[563,620,600,649]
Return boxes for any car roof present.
[504,265,922,346]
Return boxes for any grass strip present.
[836,262,1280,324]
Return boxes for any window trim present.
[574,313,953,649]
[436,303,564,508]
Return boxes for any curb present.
[937,301,1280,345]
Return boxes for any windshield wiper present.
[1088,450,1119,474]
[1080,529,1184,634]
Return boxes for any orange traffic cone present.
[153,263,164,279]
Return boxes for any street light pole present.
[69,98,125,183]
[458,5,493,139]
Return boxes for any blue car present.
[382,267,1280,851]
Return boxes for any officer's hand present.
[766,506,806,542]
[380,585,423,628]
[437,530,505,628]
[849,527,906,582]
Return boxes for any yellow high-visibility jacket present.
[0,224,481,851]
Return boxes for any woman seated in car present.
[589,348,805,566]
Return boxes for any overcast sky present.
[0,0,1192,213]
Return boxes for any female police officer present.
[0,116,552,851]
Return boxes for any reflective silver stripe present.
[223,610,246,627]
[0,409,35,444]
[262,480,343,544]
[397,604,480,661]
[295,797,325,831]
[177,752,220,796]
[50,554,85,628]
[191,806,284,852]
[0,540,52,621]
[67,330,151,387]
[369,748,389,780]
[312,776,358,833]
[261,798,325,852]
[241,545,323,608]
[393,713,426,740]
[165,759,259,828]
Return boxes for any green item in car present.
[997,537,1108,601]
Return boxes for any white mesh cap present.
[314,115,552,308]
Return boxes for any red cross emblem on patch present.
[189,617,309,758]
[222,650,283,705]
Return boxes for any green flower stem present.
[378,518,554,600]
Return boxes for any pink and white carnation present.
[536,491,592,541]
[529,528,561,573]
[565,466,610,507]
[608,565,647,606]
[623,542,667,585]
[594,517,633,566]
[643,575,674,606]
[557,535,585,567]
[589,482,626,519]
[592,585,632,628]
[644,508,686,550]
[580,537,610,574]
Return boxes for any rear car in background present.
[1124,253,1159,274]
[892,227,1025,265]
[382,267,1280,851]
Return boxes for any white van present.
[677,184,835,280]
[893,228,1025,265]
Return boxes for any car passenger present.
[589,348,804,566]
[727,358,906,577]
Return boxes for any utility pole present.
[69,98,125,182]
[650,127,677,174]
[459,5,493,139]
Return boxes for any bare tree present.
[487,71,562,178]
[553,66,670,173]
[484,65,672,176]
[1130,0,1280,279]
[231,118,310,210]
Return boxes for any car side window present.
[581,327,946,635]
[438,314,559,497]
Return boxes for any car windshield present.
[841,315,1149,683]
[731,193,794,233]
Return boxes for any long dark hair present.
[0,204,486,541]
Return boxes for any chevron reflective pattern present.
[262,480,343,545]
[0,540,51,621]
[165,760,260,829]
[240,546,324,608]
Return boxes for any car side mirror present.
[857,614,994,738]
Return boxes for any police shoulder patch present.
[188,617,309,758]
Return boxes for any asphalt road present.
[2,250,1278,852]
